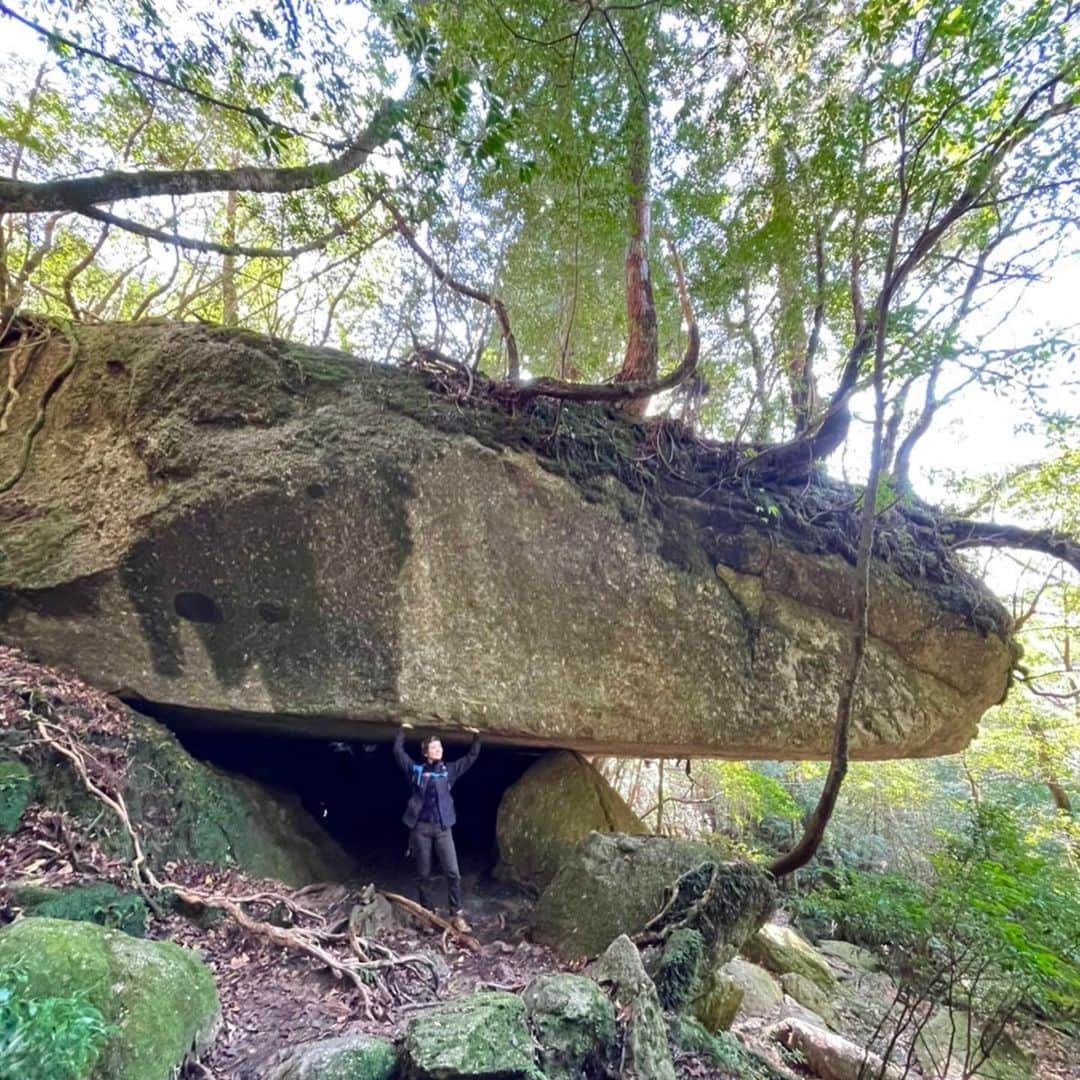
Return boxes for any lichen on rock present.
[521,972,618,1080]
[402,991,543,1079]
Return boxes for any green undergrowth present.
[794,802,1080,1026]
[0,962,112,1080]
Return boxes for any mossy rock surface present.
[0,759,33,834]
[0,916,220,1080]
[263,1033,398,1080]
[652,927,704,1012]
[719,957,782,1019]
[531,833,718,959]
[669,1016,784,1080]
[742,924,836,993]
[496,750,644,890]
[531,833,774,962]
[25,706,352,885]
[816,939,882,973]
[403,991,542,1079]
[585,935,675,1080]
[521,973,617,1080]
[10,882,148,938]
[780,972,841,1030]
[691,966,744,1033]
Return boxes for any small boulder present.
[402,991,541,1079]
[817,939,882,973]
[10,882,148,937]
[781,972,842,1031]
[691,966,744,1032]
[0,759,33,834]
[720,957,783,1018]
[743,924,836,993]
[586,935,676,1080]
[496,751,644,889]
[0,916,220,1080]
[263,1033,397,1080]
[522,972,618,1080]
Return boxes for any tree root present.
[635,861,721,947]
[379,889,481,953]
[0,319,79,493]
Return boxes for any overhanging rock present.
[0,319,1017,758]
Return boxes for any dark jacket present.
[394,728,480,829]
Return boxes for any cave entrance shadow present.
[170,725,543,911]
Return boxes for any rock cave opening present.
[157,715,544,898]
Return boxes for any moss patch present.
[403,991,543,1079]
[0,760,33,834]
[0,917,220,1080]
[11,883,148,938]
[653,927,704,1012]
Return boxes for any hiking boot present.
[450,911,471,934]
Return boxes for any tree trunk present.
[615,13,657,415]
[221,187,239,326]
[770,144,816,434]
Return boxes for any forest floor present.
[1,648,1075,1080]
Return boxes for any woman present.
[393,722,480,932]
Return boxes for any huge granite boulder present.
[496,750,644,888]
[0,319,1016,758]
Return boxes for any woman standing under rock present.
[394,723,481,933]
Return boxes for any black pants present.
[410,821,462,913]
